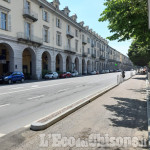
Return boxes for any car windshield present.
[48,73,53,75]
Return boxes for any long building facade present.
[0,0,133,79]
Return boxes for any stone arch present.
[22,47,36,79]
[41,51,51,71]
[87,60,92,74]
[66,55,72,72]
[82,58,86,74]
[56,53,63,73]
[74,57,79,72]
[0,43,14,75]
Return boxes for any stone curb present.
[31,73,136,131]
[30,83,118,131]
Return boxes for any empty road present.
[0,71,133,136]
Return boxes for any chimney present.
[52,0,60,9]
[79,21,84,26]
[85,26,89,30]
[71,14,77,21]
[63,6,70,16]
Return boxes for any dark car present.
[3,72,25,84]
[59,72,72,78]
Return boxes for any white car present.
[91,71,96,75]
[44,72,58,79]
[105,70,110,73]
[71,71,79,77]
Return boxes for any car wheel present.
[21,78,24,83]
[8,79,12,84]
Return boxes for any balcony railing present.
[99,55,105,60]
[64,46,76,54]
[17,32,43,45]
[92,54,96,58]
[82,39,87,45]
[82,52,88,57]
[66,31,74,38]
[23,8,38,22]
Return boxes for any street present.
[0,71,132,136]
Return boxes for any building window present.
[88,48,90,54]
[82,45,84,52]
[43,11,48,21]
[67,38,71,48]
[26,22,31,39]
[87,37,90,43]
[43,28,48,42]
[1,12,7,30]
[67,25,70,32]
[75,29,78,37]
[56,18,61,28]
[56,33,62,46]
[75,40,78,52]
[82,35,84,41]
[26,1,30,13]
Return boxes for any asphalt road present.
[0,71,133,136]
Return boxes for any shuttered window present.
[1,12,7,30]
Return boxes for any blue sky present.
[48,0,132,56]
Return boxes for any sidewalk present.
[0,75,148,150]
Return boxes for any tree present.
[128,40,150,66]
[99,0,149,45]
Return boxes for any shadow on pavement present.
[104,97,147,131]
[132,77,146,81]
[127,88,146,94]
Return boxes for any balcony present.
[82,39,87,45]
[108,58,115,62]
[64,46,76,54]
[66,31,74,38]
[92,54,96,58]
[82,52,88,57]
[23,8,38,22]
[99,55,105,60]
[17,32,43,46]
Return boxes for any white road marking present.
[76,85,83,88]
[11,87,24,90]
[28,95,45,100]
[0,104,10,108]
[57,89,69,93]
[24,124,30,128]
[0,133,5,137]
[0,82,74,96]
[31,85,39,88]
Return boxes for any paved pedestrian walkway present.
[1,75,148,150]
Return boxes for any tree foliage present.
[99,0,149,45]
[128,40,150,66]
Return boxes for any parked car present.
[91,71,97,75]
[100,70,105,74]
[59,72,72,78]
[3,72,24,84]
[96,71,99,74]
[105,70,110,73]
[109,70,113,73]
[71,71,79,77]
[44,72,58,79]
